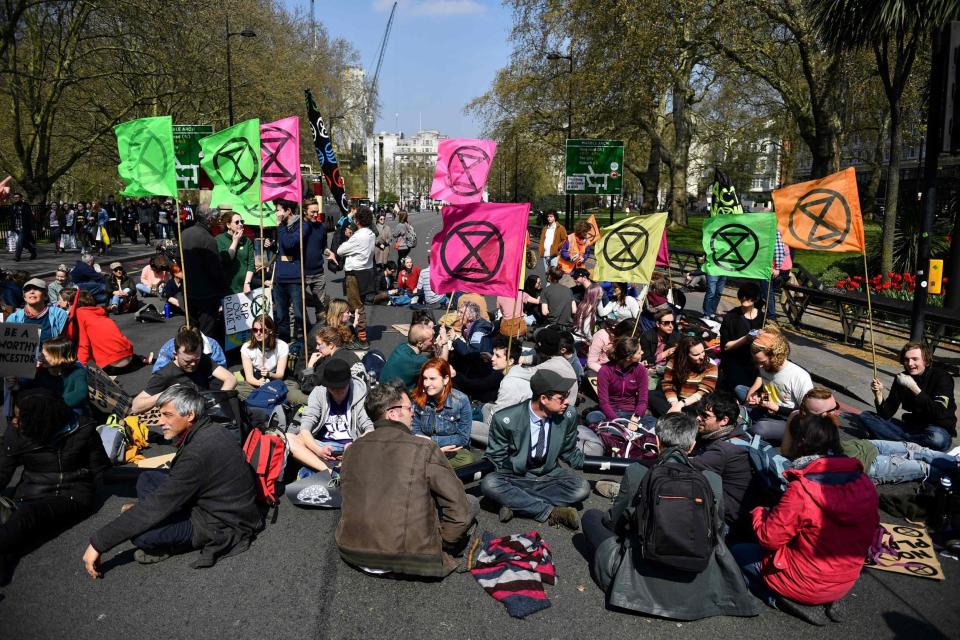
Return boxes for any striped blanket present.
[467,530,556,618]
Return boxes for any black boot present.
[775,596,828,626]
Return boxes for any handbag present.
[588,418,658,460]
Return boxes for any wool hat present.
[320,358,351,389]
[22,277,46,291]
[530,369,574,399]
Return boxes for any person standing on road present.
[216,210,255,295]
[180,208,229,344]
[137,197,154,245]
[538,210,567,273]
[374,213,392,271]
[332,207,375,349]
[391,211,415,264]
[9,193,37,261]
[302,199,328,317]
[272,198,311,343]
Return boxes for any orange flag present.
[585,214,602,246]
[772,167,865,253]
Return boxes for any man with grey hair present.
[579,413,757,620]
[336,380,476,578]
[83,384,261,575]
[180,206,229,344]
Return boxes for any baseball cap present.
[110,261,123,270]
[22,277,46,292]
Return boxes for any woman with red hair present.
[411,358,474,468]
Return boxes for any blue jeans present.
[76,281,107,303]
[272,281,304,342]
[730,543,777,607]
[131,470,194,553]
[855,411,953,452]
[703,275,726,316]
[733,384,788,445]
[135,283,154,297]
[868,440,960,484]
[480,467,590,521]
[389,294,411,306]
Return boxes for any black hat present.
[535,327,561,356]
[530,369,574,399]
[320,358,351,389]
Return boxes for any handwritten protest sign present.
[0,322,40,379]
[865,523,944,581]
[223,288,272,350]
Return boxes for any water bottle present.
[935,476,953,532]
[163,303,171,318]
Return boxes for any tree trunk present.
[880,107,903,276]
[670,76,691,227]
[643,144,661,212]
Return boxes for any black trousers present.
[581,508,616,558]
[0,495,93,553]
[187,297,225,346]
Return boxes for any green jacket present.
[217,232,255,294]
[484,400,584,476]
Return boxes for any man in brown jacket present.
[335,380,478,577]
[538,210,567,272]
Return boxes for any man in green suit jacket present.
[481,369,589,530]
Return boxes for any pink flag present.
[656,229,670,267]
[430,202,529,297]
[430,138,497,204]
[260,117,302,203]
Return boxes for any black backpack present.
[631,451,723,573]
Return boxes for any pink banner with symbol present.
[430,202,529,297]
[430,138,497,204]
[260,117,302,203]
[656,229,669,267]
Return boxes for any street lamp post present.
[225,17,257,126]
[547,52,574,229]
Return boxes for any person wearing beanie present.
[481,369,590,531]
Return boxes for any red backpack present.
[242,407,289,520]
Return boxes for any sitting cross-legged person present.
[481,370,590,531]
[648,336,718,417]
[82,384,262,574]
[454,335,520,407]
[580,413,759,621]
[730,413,879,626]
[411,358,475,468]
[584,335,651,428]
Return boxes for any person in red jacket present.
[64,289,141,373]
[396,256,421,295]
[731,413,879,626]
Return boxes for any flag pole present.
[258,201,266,358]
[762,276,773,325]
[861,251,879,379]
[298,202,308,350]
[631,284,650,338]
[505,235,527,375]
[174,197,190,327]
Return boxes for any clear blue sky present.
[285,0,513,138]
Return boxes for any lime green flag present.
[593,212,668,283]
[198,119,261,208]
[233,201,277,227]
[115,116,177,198]
[702,212,777,280]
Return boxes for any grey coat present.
[592,453,759,620]
[292,379,373,441]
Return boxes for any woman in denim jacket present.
[411,357,475,468]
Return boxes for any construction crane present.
[365,1,396,137]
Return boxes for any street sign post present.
[565,139,624,196]
[173,124,214,190]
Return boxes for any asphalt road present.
[1,209,957,639]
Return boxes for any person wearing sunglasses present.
[216,210,255,294]
[236,315,289,401]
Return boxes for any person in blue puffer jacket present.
[411,357,475,468]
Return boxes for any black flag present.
[709,168,744,217]
[304,89,349,216]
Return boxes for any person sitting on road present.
[83,384,262,574]
[235,315,290,401]
[287,325,360,406]
[638,308,680,383]
[131,326,236,414]
[598,281,640,322]
[162,263,185,315]
[63,289,139,374]
[389,255,420,306]
[581,413,759,621]
[7,277,68,341]
[380,322,450,390]
[136,254,171,298]
[411,358,475,468]
[730,413,879,626]
[488,327,578,417]
[454,335,521,410]
[413,265,448,308]
[649,336,718,417]
[370,260,398,305]
[521,274,545,327]
[856,342,956,452]
[69,253,107,301]
[320,298,358,345]
[1,389,109,586]
[286,359,372,477]
[335,380,477,578]
[639,272,674,332]
[481,369,589,530]
[541,266,576,327]
[46,265,71,305]
[451,300,494,356]
[736,327,813,445]
[559,330,584,379]
[103,261,138,314]
[718,283,765,392]
[571,267,603,339]
[152,326,227,372]
[585,336,650,427]
[24,336,89,414]
[586,318,632,375]
[788,387,960,487]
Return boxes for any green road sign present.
[564,139,624,195]
[173,124,214,190]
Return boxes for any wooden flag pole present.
[505,238,527,375]
[861,251,879,379]
[258,202,266,358]
[298,202,308,349]
[762,275,773,325]
[174,197,190,327]
[631,284,651,337]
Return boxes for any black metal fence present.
[0,205,54,242]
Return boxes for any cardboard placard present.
[0,322,40,379]
[86,364,133,417]
[223,288,272,350]
[135,452,176,469]
[391,323,410,336]
[865,523,944,581]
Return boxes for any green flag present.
[115,116,177,198]
[198,119,261,208]
[702,213,777,280]
[593,212,668,284]
[233,201,276,227]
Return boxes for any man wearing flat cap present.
[481,369,590,531]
